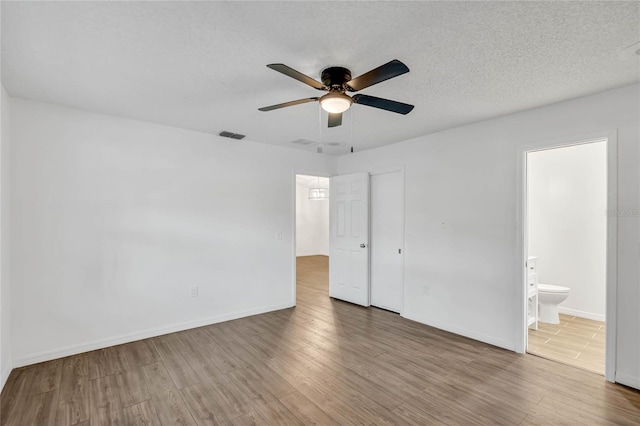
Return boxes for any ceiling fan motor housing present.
[321,67,352,89]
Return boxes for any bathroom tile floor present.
[527,314,605,375]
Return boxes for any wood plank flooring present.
[528,314,605,375]
[2,255,639,425]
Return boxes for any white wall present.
[296,175,329,257]
[9,98,333,366]
[528,142,607,321]
[336,84,640,390]
[5,85,640,391]
[0,85,11,390]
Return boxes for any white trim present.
[366,165,405,176]
[604,132,618,383]
[1,360,11,392]
[292,170,297,307]
[516,143,527,353]
[517,130,618,382]
[13,302,294,368]
[402,311,517,352]
[615,373,640,390]
[557,307,606,322]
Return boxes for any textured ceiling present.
[2,1,639,155]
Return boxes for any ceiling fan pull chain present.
[350,107,354,152]
[317,103,323,153]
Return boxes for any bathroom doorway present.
[522,136,616,379]
[294,174,330,304]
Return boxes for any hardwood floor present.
[528,314,605,375]
[2,255,639,425]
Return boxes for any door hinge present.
[398,248,402,254]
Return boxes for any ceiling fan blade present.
[328,112,342,128]
[352,94,414,115]
[267,64,326,90]
[346,60,409,92]
[258,97,319,112]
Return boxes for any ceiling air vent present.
[290,138,318,146]
[219,131,246,140]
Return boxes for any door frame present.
[516,130,618,382]
[369,166,406,316]
[291,170,332,307]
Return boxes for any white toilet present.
[537,283,570,324]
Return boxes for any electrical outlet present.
[423,285,429,295]
[191,286,198,297]
[276,230,284,241]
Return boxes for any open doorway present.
[294,171,405,311]
[295,174,330,303]
[524,139,612,376]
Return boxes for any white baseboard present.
[296,252,329,257]
[615,373,640,391]
[401,311,517,352]
[558,307,605,322]
[1,360,12,393]
[13,302,294,368]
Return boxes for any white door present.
[370,171,404,313]
[329,173,370,306]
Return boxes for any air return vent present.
[219,131,246,140]
[290,138,318,146]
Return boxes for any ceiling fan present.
[258,60,414,127]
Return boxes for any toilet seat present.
[538,283,570,293]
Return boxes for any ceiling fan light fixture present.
[259,60,413,127]
[308,188,329,200]
[320,92,352,114]
[309,176,329,200]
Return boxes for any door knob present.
[360,243,366,248]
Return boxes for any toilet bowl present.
[537,283,570,324]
